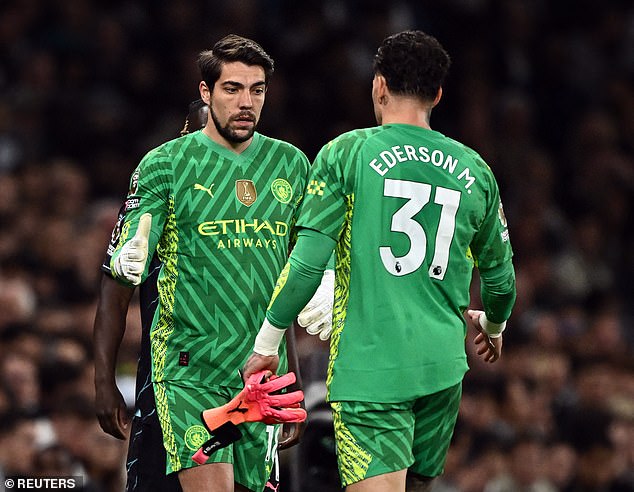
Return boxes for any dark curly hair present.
[197,34,274,88]
[373,30,451,101]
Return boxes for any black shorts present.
[125,260,180,492]
[125,384,182,492]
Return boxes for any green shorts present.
[330,383,461,487]
[154,381,279,491]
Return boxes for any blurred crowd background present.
[0,1,633,491]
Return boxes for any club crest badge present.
[236,179,257,207]
[185,424,210,451]
[271,178,293,204]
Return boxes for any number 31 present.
[379,178,461,279]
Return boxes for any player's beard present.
[210,106,257,143]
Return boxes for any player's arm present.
[242,228,336,379]
[95,103,200,438]
[94,273,135,439]
[468,261,516,362]
[479,260,516,326]
[469,173,516,362]
[287,151,336,340]
[244,138,347,377]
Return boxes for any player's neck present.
[202,126,252,154]
[380,100,432,130]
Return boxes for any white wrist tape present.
[479,312,506,338]
[253,319,287,356]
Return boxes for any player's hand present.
[297,269,334,340]
[278,420,306,450]
[467,309,502,363]
[113,213,152,286]
[202,371,305,428]
[194,371,306,464]
[242,352,279,382]
[95,381,129,440]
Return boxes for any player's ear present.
[432,87,443,108]
[372,74,389,106]
[374,74,388,99]
[199,81,211,105]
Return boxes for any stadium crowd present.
[0,1,632,491]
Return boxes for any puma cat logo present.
[194,183,214,198]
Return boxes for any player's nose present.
[238,90,253,108]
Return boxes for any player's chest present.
[170,160,301,239]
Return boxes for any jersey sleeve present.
[109,148,172,285]
[479,261,516,323]
[266,229,336,328]
[470,170,513,270]
[101,202,127,278]
[295,139,349,241]
[471,166,516,322]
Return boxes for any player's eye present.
[252,87,265,95]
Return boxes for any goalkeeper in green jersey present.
[103,35,331,492]
[244,30,517,491]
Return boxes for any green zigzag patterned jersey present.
[297,124,513,402]
[112,130,309,389]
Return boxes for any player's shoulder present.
[256,133,309,161]
[440,134,480,158]
[337,126,384,145]
[322,126,384,154]
[440,134,494,173]
[257,133,305,154]
[141,133,194,160]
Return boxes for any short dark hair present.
[373,30,451,101]
[197,34,274,88]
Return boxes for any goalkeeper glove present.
[112,213,152,286]
[192,370,306,465]
[297,269,334,340]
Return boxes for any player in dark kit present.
[95,99,208,492]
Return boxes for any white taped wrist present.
[254,318,286,356]
[479,312,506,338]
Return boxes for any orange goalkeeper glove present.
[192,370,306,464]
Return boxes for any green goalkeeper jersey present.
[297,124,514,402]
[111,130,309,389]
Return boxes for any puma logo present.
[264,482,280,491]
[227,400,248,414]
[194,183,214,198]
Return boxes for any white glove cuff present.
[254,319,286,356]
[479,312,506,338]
